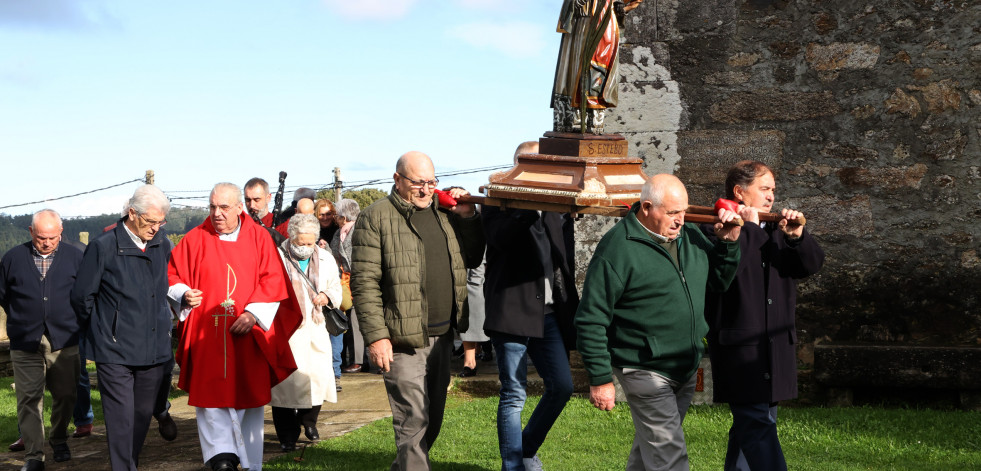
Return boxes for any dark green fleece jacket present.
[575,205,740,385]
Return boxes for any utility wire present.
[0,178,144,211]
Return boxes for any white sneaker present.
[523,455,544,471]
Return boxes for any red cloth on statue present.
[168,214,301,409]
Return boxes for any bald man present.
[351,151,485,470]
[1,210,83,470]
[575,174,742,471]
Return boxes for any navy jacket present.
[0,242,83,352]
[482,207,579,346]
[70,219,173,366]
[704,222,824,404]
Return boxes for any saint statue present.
[551,0,643,135]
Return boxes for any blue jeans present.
[725,403,787,471]
[492,314,573,471]
[74,346,94,427]
[331,333,344,377]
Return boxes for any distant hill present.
[0,208,209,256]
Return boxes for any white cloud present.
[446,21,546,59]
[0,0,116,29]
[321,0,419,20]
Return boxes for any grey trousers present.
[11,336,79,462]
[614,368,697,471]
[382,331,453,471]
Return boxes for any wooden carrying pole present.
[457,195,804,227]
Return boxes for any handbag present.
[281,248,349,336]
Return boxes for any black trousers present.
[271,405,321,445]
[96,362,168,471]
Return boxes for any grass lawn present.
[0,375,104,444]
[265,395,981,471]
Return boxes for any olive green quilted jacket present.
[351,188,484,348]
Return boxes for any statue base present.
[482,133,648,215]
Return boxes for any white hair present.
[211,182,243,204]
[31,209,62,229]
[126,185,171,215]
[640,177,664,207]
[335,198,360,221]
[287,213,321,241]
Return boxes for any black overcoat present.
[482,207,579,346]
[704,222,824,404]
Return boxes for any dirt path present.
[0,372,393,471]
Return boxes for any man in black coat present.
[0,209,83,470]
[705,161,825,471]
[71,185,175,471]
[482,141,580,471]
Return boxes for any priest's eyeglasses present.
[138,213,167,228]
[398,173,439,189]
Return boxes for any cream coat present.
[271,245,342,408]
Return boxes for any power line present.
[0,178,144,211]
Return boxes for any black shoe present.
[157,412,178,441]
[459,366,477,377]
[305,425,320,441]
[335,376,342,392]
[211,460,236,471]
[209,452,239,471]
[20,459,44,471]
[51,442,71,462]
[477,351,494,362]
[280,442,296,452]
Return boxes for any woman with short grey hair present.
[270,213,341,452]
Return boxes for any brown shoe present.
[342,363,362,373]
[8,437,25,452]
[72,423,93,438]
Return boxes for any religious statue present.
[551,0,643,135]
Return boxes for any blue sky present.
[0,0,561,218]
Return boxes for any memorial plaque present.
[675,130,785,186]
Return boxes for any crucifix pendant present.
[213,300,237,378]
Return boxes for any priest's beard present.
[290,244,314,261]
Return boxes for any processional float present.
[459,0,803,228]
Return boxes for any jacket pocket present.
[111,309,119,342]
[645,336,661,359]
[718,328,760,346]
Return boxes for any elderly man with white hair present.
[167,182,301,471]
[1,209,84,471]
[71,185,175,471]
[270,213,342,452]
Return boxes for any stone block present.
[655,0,738,40]
[820,142,879,161]
[837,163,928,189]
[814,344,981,390]
[709,91,840,123]
[781,194,873,238]
[909,80,961,113]
[805,42,880,71]
[884,88,921,118]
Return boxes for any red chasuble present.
[168,214,301,409]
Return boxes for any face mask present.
[290,243,315,261]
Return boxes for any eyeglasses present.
[138,213,167,228]
[398,173,439,189]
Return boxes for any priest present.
[168,182,301,471]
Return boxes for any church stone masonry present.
[574,0,981,406]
